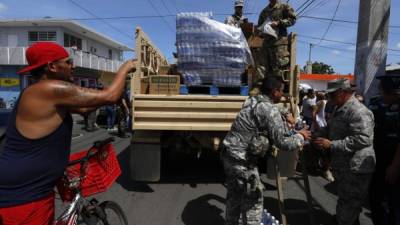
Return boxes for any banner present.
[0,78,20,87]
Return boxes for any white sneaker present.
[323,170,335,182]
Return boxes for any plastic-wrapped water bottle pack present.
[261,209,281,225]
[176,12,254,87]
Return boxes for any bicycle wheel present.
[96,201,128,225]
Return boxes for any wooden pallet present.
[180,85,249,96]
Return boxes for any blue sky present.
[0,0,399,74]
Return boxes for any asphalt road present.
[55,116,373,225]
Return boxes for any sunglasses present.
[65,58,74,65]
[53,58,74,66]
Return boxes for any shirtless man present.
[0,42,135,225]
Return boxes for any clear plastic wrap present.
[176,12,254,86]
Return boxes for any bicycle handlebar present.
[67,137,115,167]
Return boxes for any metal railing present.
[0,47,123,73]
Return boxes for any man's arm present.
[279,4,296,27]
[331,110,374,153]
[257,9,267,27]
[47,60,135,108]
[257,103,305,151]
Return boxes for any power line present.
[159,0,175,18]
[299,0,330,17]
[298,39,400,57]
[66,0,134,41]
[146,0,175,32]
[316,0,343,46]
[296,0,313,13]
[300,34,400,52]
[297,0,318,17]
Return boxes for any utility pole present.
[354,0,391,103]
[306,43,313,74]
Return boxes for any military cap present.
[326,78,351,93]
[234,0,244,7]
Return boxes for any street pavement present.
[54,115,373,225]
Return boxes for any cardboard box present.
[149,75,180,95]
[158,65,171,75]
[140,77,149,94]
[249,36,264,48]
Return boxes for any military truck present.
[129,26,300,181]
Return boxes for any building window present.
[64,33,82,50]
[28,31,57,45]
[90,46,97,54]
[108,49,112,59]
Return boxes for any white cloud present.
[0,3,7,13]
[397,42,400,49]
[332,50,341,55]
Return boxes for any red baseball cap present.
[18,42,69,74]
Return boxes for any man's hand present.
[297,129,311,141]
[386,164,400,185]
[121,59,137,73]
[313,138,332,150]
[270,21,279,27]
[285,113,296,126]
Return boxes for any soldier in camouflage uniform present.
[257,0,296,79]
[225,0,248,28]
[313,79,375,225]
[368,74,400,225]
[222,77,310,225]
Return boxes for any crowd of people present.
[82,83,131,138]
[222,75,399,225]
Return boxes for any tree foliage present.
[302,61,336,74]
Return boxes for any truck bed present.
[132,94,247,131]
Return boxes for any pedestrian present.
[312,92,334,182]
[225,0,248,28]
[368,73,400,225]
[222,76,311,225]
[105,102,117,132]
[117,89,130,138]
[257,0,296,79]
[313,78,375,225]
[302,89,317,129]
[0,98,6,109]
[84,84,98,132]
[0,42,135,225]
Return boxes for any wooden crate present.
[140,77,149,94]
[149,75,180,95]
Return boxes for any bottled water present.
[176,12,253,87]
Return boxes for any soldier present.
[225,0,248,28]
[368,73,400,225]
[313,79,375,225]
[221,76,310,225]
[257,0,296,79]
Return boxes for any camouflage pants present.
[223,158,263,225]
[258,37,290,79]
[335,171,372,225]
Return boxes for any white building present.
[0,19,133,107]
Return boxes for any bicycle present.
[55,137,128,225]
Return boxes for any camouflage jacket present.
[222,95,304,163]
[328,95,375,173]
[225,14,248,28]
[257,2,296,38]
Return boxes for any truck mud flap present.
[130,131,161,182]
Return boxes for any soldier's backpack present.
[248,97,271,157]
